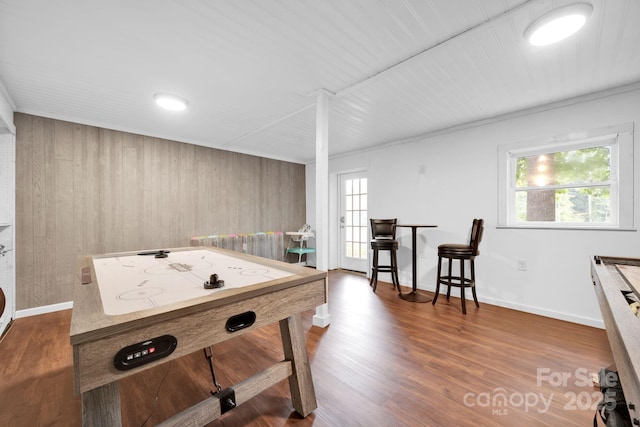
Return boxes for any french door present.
[339,171,368,273]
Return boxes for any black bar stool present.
[433,218,484,314]
[369,218,400,292]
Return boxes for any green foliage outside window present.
[514,146,611,223]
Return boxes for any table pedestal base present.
[399,291,432,303]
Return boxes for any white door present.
[339,171,368,272]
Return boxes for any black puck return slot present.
[225,311,256,332]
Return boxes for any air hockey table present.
[70,246,327,426]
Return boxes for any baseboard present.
[16,301,73,318]
[411,282,605,329]
[477,296,604,329]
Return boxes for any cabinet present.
[591,255,640,426]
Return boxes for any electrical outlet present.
[517,259,527,271]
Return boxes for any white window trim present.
[497,123,634,230]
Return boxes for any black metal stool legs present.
[446,258,453,301]
[433,255,442,304]
[391,248,400,291]
[369,249,379,291]
[460,258,466,314]
[470,259,479,308]
[370,248,400,293]
[433,256,479,315]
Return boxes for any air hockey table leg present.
[279,313,317,417]
[82,381,122,427]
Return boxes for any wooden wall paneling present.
[15,114,33,310]
[72,123,87,257]
[266,160,275,231]
[219,149,230,232]
[99,129,113,251]
[254,155,265,229]
[195,145,214,236]
[243,154,255,230]
[239,153,251,232]
[142,136,154,249]
[257,158,268,232]
[264,158,280,231]
[167,141,181,246]
[192,147,205,236]
[220,151,240,233]
[132,134,146,250]
[97,128,110,251]
[261,158,276,231]
[44,117,57,306]
[238,154,254,230]
[278,159,306,233]
[177,141,195,239]
[54,120,73,161]
[151,137,167,248]
[54,120,75,298]
[108,129,124,252]
[212,149,225,232]
[33,116,57,308]
[243,153,259,229]
[159,138,171,246]
[54,166,74,301]
[230,151,243,233]
[121,133,141,252]
[168,139,181,245]
[208,148,223,234]
[164,138,177,247]
[85,126,101,254]
[280,167,288,230]
[165,139,175,245]
[14,113,307,309]
[288,160,305,231]
[269,159,284,231]
[54,157,74,297]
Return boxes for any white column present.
[312,90,331,327]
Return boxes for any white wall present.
[306,86,640,327]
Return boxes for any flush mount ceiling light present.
[153,93,188,111]
[524,2,593,46]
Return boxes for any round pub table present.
[396,224,437,302]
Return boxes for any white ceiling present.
[1,0,639,164]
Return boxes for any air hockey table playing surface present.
[93,248,295,315]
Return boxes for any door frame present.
[334,169,368,273]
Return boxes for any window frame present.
[497,123,634,230]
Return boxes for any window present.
[498,123,634,229]
[344,177,368,258]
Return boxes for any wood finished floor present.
[0,270,612,426]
